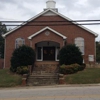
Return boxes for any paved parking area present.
[0,85,100,100]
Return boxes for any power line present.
[0,20,100,26]
[0,20,100,23]
[0,23,100,26]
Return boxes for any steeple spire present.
[44,0,58,12]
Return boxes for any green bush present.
[59,63,81,74]
[10,45,35,72]
[16,66,29,74]
[65,65,74,74]
[59,44,83,65]
[72,63,80,72]
[78,64,86,71]
[59,64,66,74]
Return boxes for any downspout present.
[95,38,96,64]
[3,38,6,68]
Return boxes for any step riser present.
[29,76,58,78]
[27,70,58,86]
[28,79,58,81]
[27,80,58,86]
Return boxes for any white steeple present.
[44,0,58,12]
[46,0,56,8]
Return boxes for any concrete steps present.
[27,71,58,86]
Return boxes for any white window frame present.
[75,37,84,55]
[15,38,25,48]
[55,47,60,61]
[36,47,43,61]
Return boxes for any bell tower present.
[46,0,56,8]
[44,0,58,12]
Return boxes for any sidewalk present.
[1,83,100,90]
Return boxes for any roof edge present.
[49,9,98,37]
[2,9,51,38]
[3,8,98,38]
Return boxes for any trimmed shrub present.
[72,63,80,73]
[59,44,83,65]
[78,64,86,71]
[59,64,66,74]
[59,63,81,74]
[16,66,29,74]
[10,45,36,72]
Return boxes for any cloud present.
[88,0,100,8]
[0,0,16,3]
[0,0,48,20]
[0,0,99,40]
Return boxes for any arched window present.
[15,38,25,48]
[75,37,84,55]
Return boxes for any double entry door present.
[43,47,55,61]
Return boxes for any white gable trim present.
[3,9,98,37]
[28,26,67,40]
[2,9,50,38]
[42,10,57,16]
[49,9,98,37]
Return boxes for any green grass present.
[65,68,100,84]
[0,69,22,87]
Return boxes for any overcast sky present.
[0,0,100,40]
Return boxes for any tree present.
[10,45,36,72]
[0,22,7,34]
[0,22,7,58]
[96,41,100,63]
[59,44,83,65]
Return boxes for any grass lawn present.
[0,69,22,87]
[65,68,100,84]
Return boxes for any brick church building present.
[3,0,98,69]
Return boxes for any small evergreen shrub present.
[72,63,80,73]
[59,64,66,74]
[16,66,29,74]
[78,64,86,71]
[59,44,83,65]
[59,63,81,74]
[10,45,36,72]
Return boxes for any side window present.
[15,38,25,48]
[75,37,84,55]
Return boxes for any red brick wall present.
[31,29,64,49]
[0,59,4,69]
[4,15,96,68]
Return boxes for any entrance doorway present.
[36,41,60,61]
[43,47,55,61]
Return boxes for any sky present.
[0,0,100,41]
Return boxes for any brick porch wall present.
[34,61,59,73]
